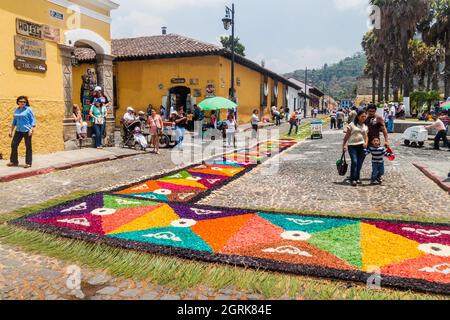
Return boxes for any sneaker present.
[23,164,32,169]
[377,178,384,184]
[351,181,357,187]
[7,163,19,167]
[357,180,363,185]
[370,180,378,185]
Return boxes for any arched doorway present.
[59,29,115,149]
[168,86,191,113]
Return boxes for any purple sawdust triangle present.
[28,194,104,220]
[188,172,229,188]
[30,213,104,235]
[365,221,450,246]
[169,203,254,221]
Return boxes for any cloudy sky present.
[111,0,370,74]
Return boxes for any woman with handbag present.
[343,110,368,187]
[148,109,164,154]
[89,98,107,149]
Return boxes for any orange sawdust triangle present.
[361,223,426,271]
[155,179,208,189]
[220,215,285,254]
[116,181,162,195]
[189,166,244,177]
[191,214,255,253]
[101,204,163,234]
[108,204,179,235]
[381,255,450,284]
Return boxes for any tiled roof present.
[113,34,224,60]
[74,34,302,90]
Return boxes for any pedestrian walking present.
[225,113,238,148]
[172,107,187,151]
[426,114,450,151]
[272,106,281,126]
[313,107,319,118]
[89,98,107,149]
[336,109,345,130]
[148,109,164,154]
[387,103,396,133]
[7,96,36,168]
[365,137,393,185]
[193,104,205,137]
[343,110,369,187]
[251,109,259,139]
[285,107,290,122]
[365,104,390,147]
[288,111,300,136]
[330,111,337,129]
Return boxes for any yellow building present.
[75,34,302,125]
[0,0,118,158]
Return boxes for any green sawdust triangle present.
[103,194,160,209]
[159,171,192,181]
[309,223,363,269]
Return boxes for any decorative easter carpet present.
[10,139,450,295]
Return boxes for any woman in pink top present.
[147,109,164,154]
[426,114,450,150]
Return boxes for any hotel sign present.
[14,57,47,73]
[15,35,47,61]
[43,25,61,43]
[16,18,43,39]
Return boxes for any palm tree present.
[422,0,450,96]
[370,0,431,97]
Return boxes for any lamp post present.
[222,4,236,105]
[304,67,308,119]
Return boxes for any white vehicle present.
[403,126,429,147]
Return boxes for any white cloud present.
[334,0,368,11]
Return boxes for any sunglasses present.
[18,101,27,104]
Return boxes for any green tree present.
[220,36,246,56]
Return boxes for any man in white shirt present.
[123,107,137,125]
[387,104,396,133]
[426,114,450,150]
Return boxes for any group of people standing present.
[342,104,391,187]
[73,86,109,149]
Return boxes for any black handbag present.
[336,152,348,176]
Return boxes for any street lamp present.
[222,4,236,105]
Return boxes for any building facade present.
[75,34,302,125]
[0,0,118,157]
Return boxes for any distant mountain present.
[285,52,366,101]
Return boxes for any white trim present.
[86,0,119,10]
[47,0,113,24]
[65,29,110,54]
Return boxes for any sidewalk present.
[0,148,144,183]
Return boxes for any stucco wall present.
[0,99,65,158]
[0,0,113,155]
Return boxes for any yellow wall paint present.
[0,0,112,156]
[115,56,221,125]
[218,57,266,124]
[0,99,65,159]
[70,0,111,17]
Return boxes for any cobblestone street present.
[200,128,450,218]
[1,125,449,300]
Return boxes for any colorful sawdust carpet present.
[112,139,297,203]
[11,139,450,295]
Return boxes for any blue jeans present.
[288,122,298,135]
[387,118,395,133]
[348,145,366,182]
[371,162,385,181]
[92,124,103,148]
[175,126,186,149]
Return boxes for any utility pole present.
[304,67,308,119]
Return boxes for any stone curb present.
[413,163,450,195]
[0,152,142,183]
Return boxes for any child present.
[365,137,392,185]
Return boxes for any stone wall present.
[0,99,65,159]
